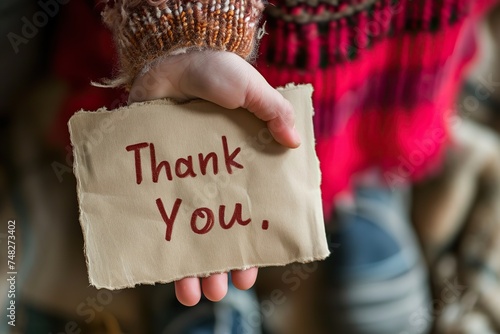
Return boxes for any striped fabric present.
[257,0,498,215]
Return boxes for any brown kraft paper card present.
[68,84,330,289]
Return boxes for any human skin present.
[129,50,301,306]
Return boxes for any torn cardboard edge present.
[90,256,329,290]
[71,83,315,116]
[69,84,330,290]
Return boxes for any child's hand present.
[129,51,301,148]
[129,51,299,306]
[173,268,259,306]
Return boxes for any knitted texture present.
[256,0,498,214]
[102,0,264,88]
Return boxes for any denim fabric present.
[322,186,432,334]
[154,282,262,334]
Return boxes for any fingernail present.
[291,126,301,147]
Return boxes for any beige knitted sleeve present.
[102,0,264,89]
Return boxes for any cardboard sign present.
[69,84,329,289]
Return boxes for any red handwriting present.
[191,208,215,234]
[155,198,182,241]
[125,142,149,184]
[222,136,243,173]
[198,152,218,175]
[125,136,243,185]
[155,198,267,241]
[219,204,251,229]
[128,136,262,241]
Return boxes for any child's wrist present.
[129,57,178,103]
[103,0,264,89]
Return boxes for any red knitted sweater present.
[52,0,498,216]
[257,0,497,213]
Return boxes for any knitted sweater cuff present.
[102,0,264,88]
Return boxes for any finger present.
[186,52,301,148]
[231,267,258,290]
[201,273,228,302]
[175,277,202,306]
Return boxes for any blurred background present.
[1,0,500,333]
